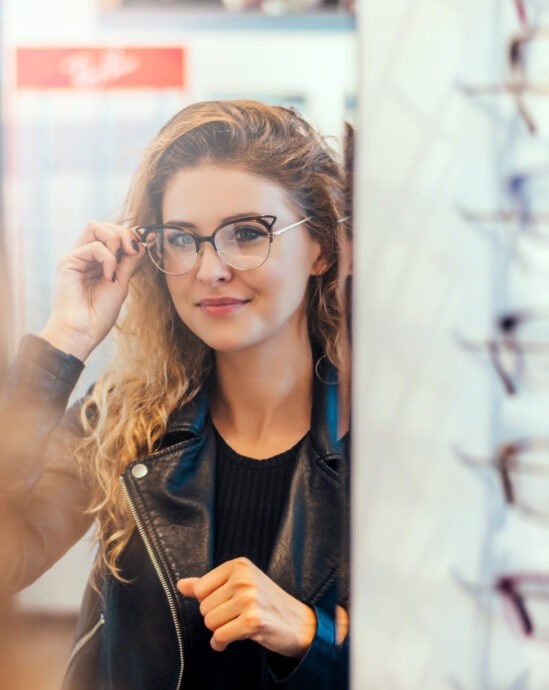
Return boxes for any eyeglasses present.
[514,0,529,27]
[459,207,549,254]
[457,571,549,641]
[136,215,312,275]
[458,307,549,395]
[459,166,549,244]
[458,24,549,135]
[457,438,549,520]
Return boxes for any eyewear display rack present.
[455,1,549,688]
[352,0,549,688]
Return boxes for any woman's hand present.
[40,221,143,361]
[177,557,317,658]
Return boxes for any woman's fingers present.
[190,557,250,602]
[177,576,236,619]
[179,580,257,652]
[177,577,199,597]
[76,220,141,267]
[41,223,144,361]
[335,605,349,646]
[177,557,316,657]
[65,241,119,282]
[209,617,248,652]
[115,240,145,286]
[202,597,243,634]
[197,581,234,618]
[65,226,143,286]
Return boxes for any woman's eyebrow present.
[163,212,263,227]
[164,219,196,228]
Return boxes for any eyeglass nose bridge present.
[194,234,218,251]
[193,232,230,270]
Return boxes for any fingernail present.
[132,240,139,252]
[111,271,117,283]
[116,248,123,264]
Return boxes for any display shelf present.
[99,6,355,31]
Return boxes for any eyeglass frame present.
[135,214,313,275]
[459,166,549,231]
[456,569,549,639]
[457,24,549,135]
[456,306,549,395]
[457,168,549,266]
[456,438,549,519]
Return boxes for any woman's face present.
[160,164,324,354]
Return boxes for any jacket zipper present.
[119,476,185,690]
[67,613,105,666]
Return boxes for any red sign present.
[16,47,186,90]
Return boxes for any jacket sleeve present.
[0,334,93,598]
[265,605,349,690]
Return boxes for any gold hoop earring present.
[314,354,338,385]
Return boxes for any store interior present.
[3,0,549,689]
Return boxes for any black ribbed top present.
[186,430,303,690]
[214,429,302,571]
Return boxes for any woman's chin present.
[197,333,259,354]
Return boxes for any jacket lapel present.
[123,388,216,583]
[267,360,347,604]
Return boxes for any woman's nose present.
[195,242,232,284]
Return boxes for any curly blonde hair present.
[78,100,348,583]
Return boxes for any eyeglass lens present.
[146,219,272,275]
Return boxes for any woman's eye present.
[167,231,195,248]
[232,225,268,242]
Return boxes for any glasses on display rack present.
[459,206,549,250]
[458,166,549,251]
[514,0,529,27]
[457,438,549,520]
[457,571,549,641]
[459,16,549,135]
[458,307,549,395]
[513,0,548,28]
[136,215,312,275]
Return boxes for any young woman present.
[0,100,350,690]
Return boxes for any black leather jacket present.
[1,335,349,690]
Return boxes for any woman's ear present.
[310,243,329,276]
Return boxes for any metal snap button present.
[131,463,148,479]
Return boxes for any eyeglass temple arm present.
[134,227,150,244]
[453,446,491,468]
[271,216,312,238]
[454,446,517,504]
[453,332,517,396]
[498,580,533,635]
[271,216,351,238]
[486,341,518,396]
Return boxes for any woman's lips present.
[197,297,249,316]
